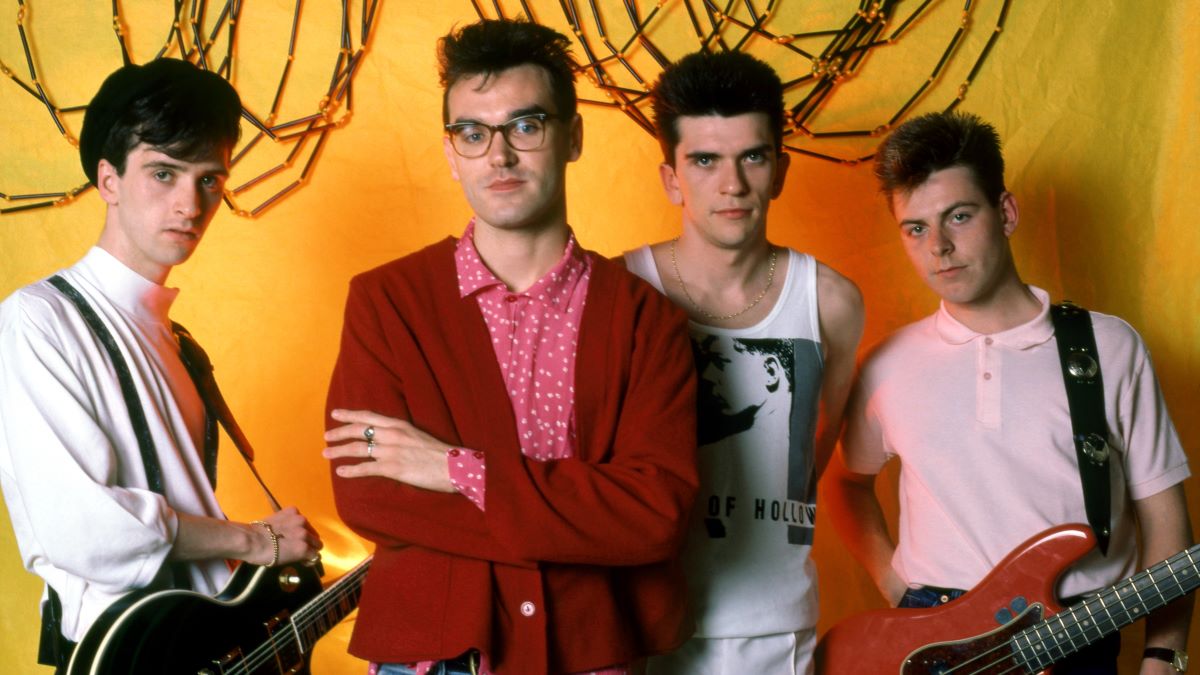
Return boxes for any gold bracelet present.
[250,520,280,567]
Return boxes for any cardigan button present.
[520,601,536,617]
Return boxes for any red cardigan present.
[326,237,699,674]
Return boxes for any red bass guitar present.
[817,524,1199,674]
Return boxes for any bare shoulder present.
[815,260,865,335]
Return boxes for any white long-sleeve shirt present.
[0,247,230,642]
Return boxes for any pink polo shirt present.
[385,222,627,675]
[842,286,1190,598]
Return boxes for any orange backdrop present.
[1,2,1197,673]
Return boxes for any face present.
[696,335,777,415]
[442,64,582,235]
[892,165,1020,312]
[96,143,230,284]
[660,113,789,250]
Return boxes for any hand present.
[249,506,323,567]
[323,408,455,493]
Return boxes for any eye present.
[199,175,224,191]
[153,170,173,182]
[455,125,487,145]
[744,151,765,164]
[508,117,543,136]
[693,156,714,167]
[905,224,926,237]
[950,211,971,224]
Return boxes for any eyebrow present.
[683,144,774,163]
[899,200,978,227]
[144,160,229,177]
[450,105,553,126]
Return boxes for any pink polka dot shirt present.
[381,223,624,675]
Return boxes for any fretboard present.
[1012,544,1200,671]
[293,556,373,652]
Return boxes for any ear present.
[442,135,461,182]
[566,113,583,162]
[95,159,122,206]
[999,191,1019,238]
[770,150,791,199]
[762,355,781,390]
[659,162,683,206]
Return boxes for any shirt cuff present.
[447,447,487,510]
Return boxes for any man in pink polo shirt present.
[321,19,698,675]
[826,111,1193,674]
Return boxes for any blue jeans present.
[376,650,479,675]
[376,664,476,675]
[898,586,1119,675]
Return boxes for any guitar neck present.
[291,556,373,652]
[1013,544,1200,670]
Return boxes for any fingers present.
[329,408,405,429]
[261,508,324,565]
[322,440,375,461]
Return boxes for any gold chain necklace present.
[670,237,778,322]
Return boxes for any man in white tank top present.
[622,51,864,675]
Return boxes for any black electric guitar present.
[66,556,372,675]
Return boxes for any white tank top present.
[624,245,824,636]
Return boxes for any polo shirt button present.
[983,372,992,380]
[985,337,994,346]
[520,601,536,617]
[505,295,519,303]
[448,448,461,457]
[473,451,484,460]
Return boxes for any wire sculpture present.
[1,0,380,216]
[469,0,1011,164]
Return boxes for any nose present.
[930,226,953,257]
[718,162,749,196]
[174,181,202,220]
[486,129,518,168]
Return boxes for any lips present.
[488,177,525,192]
[714,208,752,219]
[935,265,966,277]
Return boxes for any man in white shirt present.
[0,58,321,673]
[623,50,864,675]
[826,111,1192,674]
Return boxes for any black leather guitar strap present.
[1050,301,1112,555]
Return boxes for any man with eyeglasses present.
[322,19,699,675]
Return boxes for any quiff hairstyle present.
[437,19,579,124]
[874,111,1007,208]
[649,50,785,165]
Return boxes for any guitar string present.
[227,561,371,674]
[925,548,1199,675]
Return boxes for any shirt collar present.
[934,285,1055,349]
[78,246,179,327]
[454,220,588,311]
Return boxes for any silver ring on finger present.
[363,425,376,441]
[366,439,376,458]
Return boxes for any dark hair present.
[650,50,785,165]
[874,111,1006,207]
[80,58,241,184]
[734,338,794,392]
[438,19,578,124]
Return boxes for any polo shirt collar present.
[455,220,586,311]
[934,285,1055,349]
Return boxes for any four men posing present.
[0,16,1192,675]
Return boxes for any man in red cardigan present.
[322,19,699,675]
